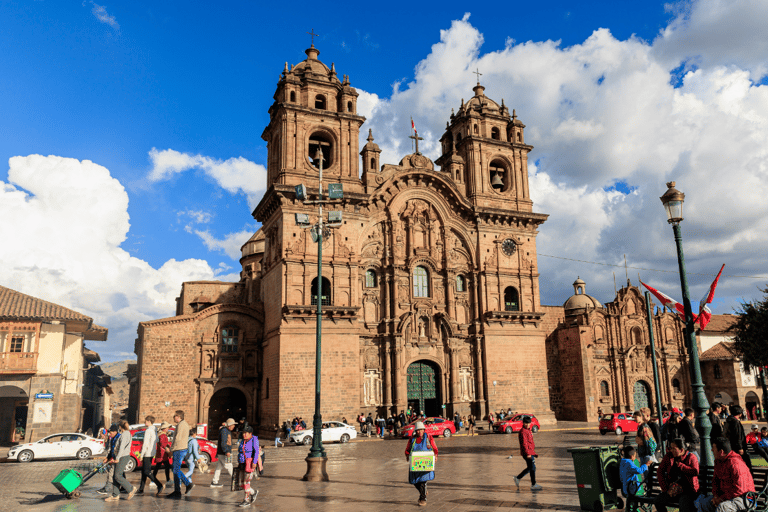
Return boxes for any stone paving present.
[0,422,617,512]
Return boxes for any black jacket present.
[708,411,723,439]
[679,418,700,448]
[724,416,747,452]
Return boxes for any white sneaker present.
[513,476,520,488]
[531,484,542,491]
[507,455,514,459]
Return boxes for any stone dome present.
[465,83,501,113]
[286,46,337,83]
[564,277,603,315]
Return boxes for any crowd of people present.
[95,410,264,508]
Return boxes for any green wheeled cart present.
[568,446,625,512]
[51,462,108,499]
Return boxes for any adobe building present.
[134,43,557,432]
[0,285,108,442]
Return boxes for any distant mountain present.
[99,360,133,380]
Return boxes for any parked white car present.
[8,433,105,463]
[289,421,357,445]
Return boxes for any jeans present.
[212,453,234,485]
[172,449,191,492]
[139,456,162,491]
[697,495,750,512]
[112,456,134,497]
[184,455,196,479]
[754,445,768,463]
[517,456,536,485]
[653,492,697,512]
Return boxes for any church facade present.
[133,45,740,435]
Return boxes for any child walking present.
[513,416,542,491]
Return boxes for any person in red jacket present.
[654,438,699,512]
[513,416,541,491]
[698,437,755,512]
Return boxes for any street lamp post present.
[295,149,343,482]
[660,181,714,468]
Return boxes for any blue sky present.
[2,0,768,361]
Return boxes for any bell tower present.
[261,44,366,195]
[436,80,532,212]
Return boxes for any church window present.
[672,378,681,393]
[311,277,331,306]
[456,274,465,292]
[504,287,519,311]
[491,127,500,140]
[517,132,522,142]
[347,101,353,112]
[308,131,333,168]
[489,159,507,192]
[473,124,478,134]
[365,270,377,288]
[315,94,326,110]
[714,364,722,379]
[413,266,429,298]
[631,327,643,345]
[600,380,610,397]
[290,91,296,102]
[221,327,238,353]
[370,157,376,171]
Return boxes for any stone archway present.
[207,387,247,440]
[745,391,761,420]
[406,360,442,417]
[0,385,28,444]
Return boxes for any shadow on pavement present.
[17,491,71,506]
[277,493,414,506]
[451,497,582,510]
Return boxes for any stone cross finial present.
[307,28,319,46]
[409,130,424,155]
[473,68,482,84]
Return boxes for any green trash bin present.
[568,446,624,512]
[51,468,84,494]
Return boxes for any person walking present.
[152,422,173,495]
[405,421,438,507]
[105,421,136,502]
[237,426,259,507]
[211,418,236,487]
[97,425,119,495]
[184,428,202,480]
[274,424,284,447]
[137,415,163,495]
[168,410,193,498]
[468,415,476,436]
[513,416,542,491]
[377,413,386,438]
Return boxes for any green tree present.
[730,286,768,415]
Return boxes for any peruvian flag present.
[697,264,725,330]
[411,117,416,133]
[640,280,698,323]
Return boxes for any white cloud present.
[177,209,213,224]
[90,2,119,30]
[185,227,253,261]
[357,4,768,312]
[147,148,267,209]
[0,155,219,361]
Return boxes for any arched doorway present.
[0,385,28,444]
[207,387,247,440]
[633,381,652,410]
[745,391,760,420]
[407,361,442,417]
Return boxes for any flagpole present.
[644,291,666,453]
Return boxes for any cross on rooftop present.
[473,68,483,84]
[307,28,319,46]
[409,131,424,155]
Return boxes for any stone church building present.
[133,44,739,434]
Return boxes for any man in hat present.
[152,422,173,495]
[237,425,259,507]
[168,410,193,498]
[96,424,119,495]
[211,418,236,488]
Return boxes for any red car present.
[494,414,540,434]
[599,413,639,435]
[124,428,218,472]
[400,417,456,438]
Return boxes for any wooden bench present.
[624,462,768,512]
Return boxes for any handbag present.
[668,481,683,497]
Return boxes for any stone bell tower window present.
[290,91,296,102]
[489,160,506,192]
[347,101,353,112]
[308,132,333,168]
[311,277,332,306]
[504,287,519,311]
[315,94,326,110]
[491,127,500,140]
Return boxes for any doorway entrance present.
[633,381,652,410]
[746,391,760,420]
[407,361,442,417]
[0,386,28,444]
[207,387,247,440]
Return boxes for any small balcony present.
[0,352,38,373]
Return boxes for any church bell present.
[491,171,504,189]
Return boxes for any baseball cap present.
[108,424,119,432]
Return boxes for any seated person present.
[754,428,768,463]
[698,437,755,512]
[620,446,648,496]
[654,438,699,512]
[746,425,760,445]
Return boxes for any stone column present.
[384,339,392,407]
[474,339,485,401]
[393,341,405,411]
[450,345,459,402]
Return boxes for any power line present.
[536,253,768,280]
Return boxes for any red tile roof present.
[700,314,738,333]
[700,341,739,361]
[0,284,93,323]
